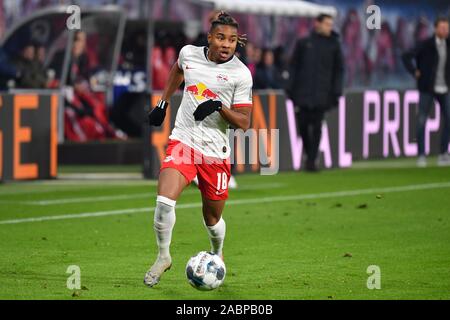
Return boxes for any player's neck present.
[205,47,233,64]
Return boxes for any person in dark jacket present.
[402,16,450,167]
[287,14,344,171]
[12,42,47,89]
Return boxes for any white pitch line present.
[3,183,285,206]
[0,181,158,196]
[28,193,151,205]
[1,181,449,225]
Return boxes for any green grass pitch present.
[0,160,449,300]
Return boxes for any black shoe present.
[305,161,319,172]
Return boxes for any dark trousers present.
[417,91,450,155]
[296,107,325,166]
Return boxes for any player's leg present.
[153,168,187,262]
[202,195,226,259]
[197,159,231,260]
[145,140,196,287]
[144,168,188,287]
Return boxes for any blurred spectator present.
[152,21,190,91]
[0,1,5,40]
[164,46,177,67]
[12,42,47,89]
[341,9,364,87]
[122,29,147,70]
[110,27,148,138]
[402,16,450,167]
[36,44,57,88]
[36,44,46,65]
[252,47,262,72]
[296,17,312,39]
[51,31,124,142]
[151,46,170,90]
[273,45,291,90]
[375,22,396,78]
[414,17,431,44]
[0,46,20,90]
[1,0,448,91]
[395,17,412,56]
[50,31,90,86]
[193,10,221,47]
[287,14,344,172]
[394,17,413,75]
[244,42,258,77]
[254,49,283,89]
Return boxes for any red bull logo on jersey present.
[186,82,219,101]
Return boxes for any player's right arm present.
[161,63,184,103]
[148,63,184,126]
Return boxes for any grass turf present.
[0,161,449,300]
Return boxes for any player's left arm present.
[218,106,252,131]
[192,70,253,129]
[220,71,253,130]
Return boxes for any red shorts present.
[160,140,231,200]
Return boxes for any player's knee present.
[158,168,187,199]
[157,195,176,208]
[204,217,226,235]
[154,195,176,225]
[204,215,220,226]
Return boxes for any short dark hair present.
[434,16,449,27]
[209,11,247,47]
[316,13,333,22]
[210,11,239,32]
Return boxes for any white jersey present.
[169,45,253,159]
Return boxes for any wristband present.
[156,100,169,110]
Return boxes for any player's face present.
[208,25,238,63]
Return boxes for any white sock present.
[204,218,226,256]
[153,195,176,260]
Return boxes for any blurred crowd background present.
[0,0,449,142]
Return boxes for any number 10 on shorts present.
[216,172,228,191]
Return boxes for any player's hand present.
[193,100,222,121]
[148,100,168,126]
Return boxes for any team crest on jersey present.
[216,74,229,83]
[186,82,220,101]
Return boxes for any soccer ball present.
[185,251,226,291]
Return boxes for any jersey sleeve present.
[232,69,253,108]
[177,45,190,69]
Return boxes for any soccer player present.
[144,12,253,287]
